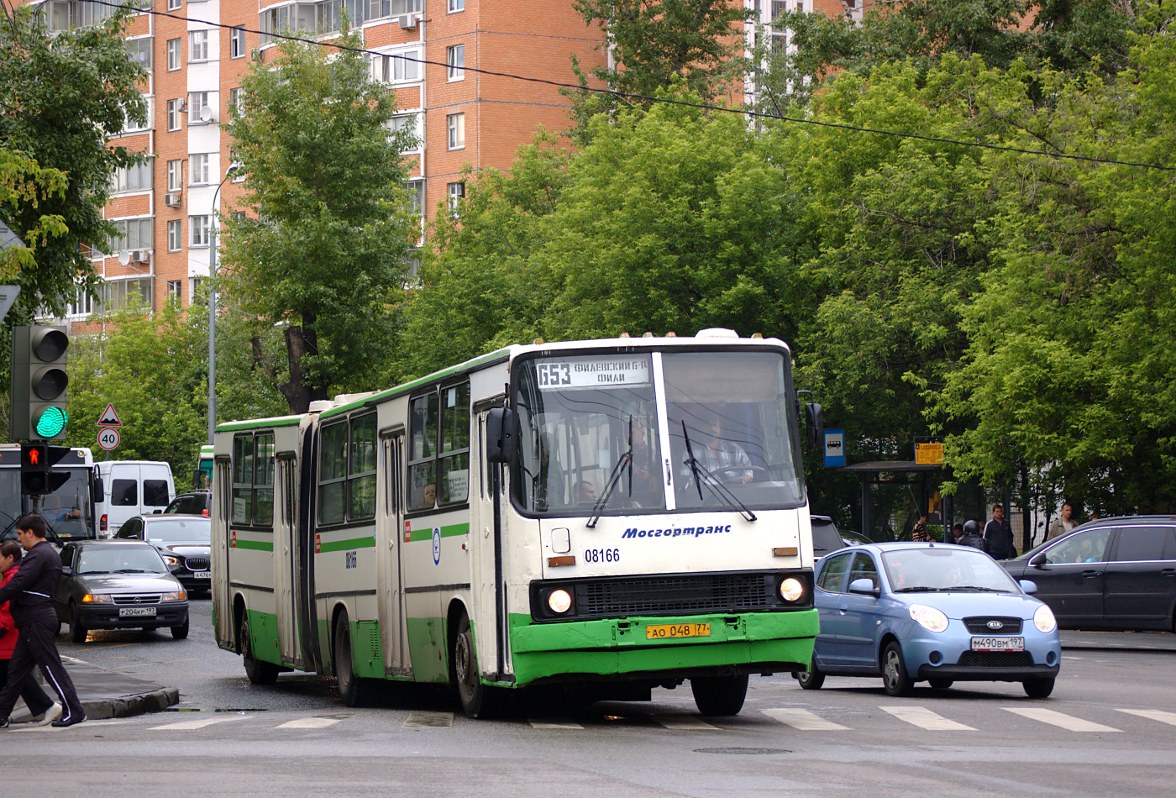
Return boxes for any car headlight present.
[909,603,949,633]
[161,590,187,602]
[82,594,112,604]
[779,577,806,603]
[1033,604,1057,633]
[163,555,180,566]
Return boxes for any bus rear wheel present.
[333,614,376,707]
[690,674,749,716]
[239,612,279,685]
[452,612,504,718]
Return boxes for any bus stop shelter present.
[839,460,946,540]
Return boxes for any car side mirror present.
[848,577,879,596]
[60,565,72,576]
[1019,579,1038,595]
[1029,552,1047,568]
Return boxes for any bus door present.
[472,408,507,680]
[274,452,302,667]
[211,456,234,646]
[377,431,408,675]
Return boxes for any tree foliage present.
[220,30,417,412]
[0,6,146,322]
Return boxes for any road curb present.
[83,686,180,720]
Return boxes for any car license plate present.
[645,623,711,640]
[971,636,1024,652]
[118,606,157,618]
[193,571,211,579]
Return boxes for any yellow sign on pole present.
[915,441,944,465]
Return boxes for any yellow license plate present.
[645,622,711,640]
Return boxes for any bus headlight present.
[779,577,805,603]
[546,588,573,615]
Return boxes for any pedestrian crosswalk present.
[127,702,1176,737]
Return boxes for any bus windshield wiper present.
[587,417,634,529]
[680,421,756,523]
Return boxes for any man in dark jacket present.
[983,504,1016,560]
[957,520,985,550]
[0,514,86,728]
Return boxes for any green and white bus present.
[211,330,820,717]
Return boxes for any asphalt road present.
[4,601,1174,798]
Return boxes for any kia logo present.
[987,620,1004,630]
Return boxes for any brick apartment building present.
[18,0,853,328]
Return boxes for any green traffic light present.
[34,406,68,438]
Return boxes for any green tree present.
[0,6,146,321]
[567,1,751,139]
[220,30,417,412]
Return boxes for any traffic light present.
[19,443,70,496]
[9,325,69,441]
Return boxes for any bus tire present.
[452,612,504,719]
[239,612,279,685]
[690,674,749,716]
[333,614,375,707]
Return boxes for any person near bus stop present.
[0,540,61,726]
[911,514,930,542]
[1046,502,1076,541]
[957,520,985,550]
[982,504,1016,560]
[0,515,86,729]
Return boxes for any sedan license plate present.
[118,606,157,618]
[646,622,711,640]
[971,636,1024,652]
[192,571,212,579]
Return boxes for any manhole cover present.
[694,747,792,756]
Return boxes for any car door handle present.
[838,605,849,614]
[1082,570,1102,579]
[1161,569,1176,577]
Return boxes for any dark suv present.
[1003,515,1176,631]
[164,489,211,516]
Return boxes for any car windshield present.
[78,547,168,575]
[882,547,1020,593]
[144,519,211,544]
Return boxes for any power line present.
[74,0,1176,172]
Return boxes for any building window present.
[448,0,463,11]
[189,91,214,124]
[69,284,96,318]
[105,278,153,313]
[190,30,209,62]
[167,99,183,131]
[369,48,421,84]
[447,44,465,81]
[167,0,181,9]
[229,87,244,120]
[447,182,464,215]
[167,280,183,304]
[190,153,210,186]
[109,218,153,253]
[167,38,181,71]
[447,113,465,150]
[167,160,184,192]
[190,215,211,247]
[119,96,152,135]
[386,113,421,152]
[167,220,182,252]
[112,161,153,194]
[230,26,246,59]
[367,0,422,19]
[126,38,152,73]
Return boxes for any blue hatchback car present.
[797,542,1061,698]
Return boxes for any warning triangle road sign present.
[97,403,122,427]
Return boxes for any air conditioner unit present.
[164,192,181,207]
[133,249,151,264]
[397,13,420,30]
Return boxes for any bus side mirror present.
[93,473,104,503]
[805,402,823,449]
[486,407,516,465]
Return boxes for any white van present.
[94,460,176,537]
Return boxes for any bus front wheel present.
[452,612,504,719]
[690,674,749,716]
[239,612,279,685]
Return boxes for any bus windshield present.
[0,466,97,542]
[511,349,805,516]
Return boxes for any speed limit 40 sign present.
[97,426,120,451]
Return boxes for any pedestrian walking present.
[1046,502,1076,541]
[0,514,86,728]
[982,504,1016,560]
[0,540,62,726]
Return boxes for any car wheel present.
[239,612,279,685]
[333,614,376,707]
[69,603,88,644]
[171,616,190,640]
[1023,678,1055,699]
[928,678,954,690]
[796,658,825,690]
[881,641,913,696]
[690,674,750,716]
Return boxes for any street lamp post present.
[207,163,240,446]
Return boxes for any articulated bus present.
[211,330,820,717]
